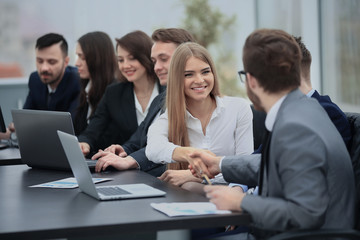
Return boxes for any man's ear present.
[247,73,258,89]
[64,56,70,66]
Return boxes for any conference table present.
[0,165,251,240]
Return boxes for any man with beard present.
[187,29,355,239]
[23,33,80,118]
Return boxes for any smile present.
[192,86,207,91]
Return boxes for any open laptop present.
[12,109,96,171]
[0,106,9,149]
[57,130,166,200]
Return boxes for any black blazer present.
[23,66,80,120]
[122,91,166,176]
[77,81,165,156]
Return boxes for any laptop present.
[12,109,96,171]
[0,106,9,149]
[57,130,166,200]
[0,106,6,134]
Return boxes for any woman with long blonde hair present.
[146,42,254,193]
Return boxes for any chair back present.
[345,112,360,230]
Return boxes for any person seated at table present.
[73,31,120,135]
[23,33,80,119]
[295,36,351,149]
[187,29,355,239]
[91,28,195,177]
[145,42,253,193]
[78,30,164,157]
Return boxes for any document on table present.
[29,177,112,189]
[151,202,231,217]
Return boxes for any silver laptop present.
[57,130,166,200]
[12,109,96,171]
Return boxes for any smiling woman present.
[77,30,165,158]
[145,42,254,194]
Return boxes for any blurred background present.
[0,0,359,125]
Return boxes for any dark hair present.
[35,33,68,56]
[115,30,157,82]
[293,36,312,80]
[243,29,301,93]
[77,31,119,118]
[151,28,196,45]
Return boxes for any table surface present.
[0,165,251,239]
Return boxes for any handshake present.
[186,148,223,180]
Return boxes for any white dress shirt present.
[134,84,159,125]
[146,96,254,165]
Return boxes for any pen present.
[201,174,212,185]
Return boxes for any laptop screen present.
[0,106,6,133]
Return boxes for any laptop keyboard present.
[97,187,131,196]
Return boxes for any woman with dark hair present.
[74,31,120,135]
[78,30,164,157]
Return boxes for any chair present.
[268,112,360,240]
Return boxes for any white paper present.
[151,202,231,217]
[29,177,112,189]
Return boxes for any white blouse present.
[134,84,159,125]
[145,96,254,164]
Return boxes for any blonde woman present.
[145,42,253,193]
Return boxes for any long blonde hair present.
[166,42,220,170]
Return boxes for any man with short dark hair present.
[295,36,351,148]
[91,28,195,176]
[188,29,355,239]
[23,33,80,118]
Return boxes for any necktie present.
[258,130,272,195]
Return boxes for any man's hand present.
[0,128,11,140]
[204,185,245,212]
[158,169,202,186]
[103,144,127,157]
[93,151,138,173]
[188,150,222,178]
[79,142,90,156]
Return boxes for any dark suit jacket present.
[73,79,117,136]
[78,82,165,157]
[311,90,351,149]
[222,90,355,238]
[122,91,166,176]
[253,89,352,154]
[23,66,80,120]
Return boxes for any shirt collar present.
[265,95,287,132]
[306,88,315,98]
[47,85,56,94]
[186,96,222,119]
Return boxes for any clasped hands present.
[79,143,138,172]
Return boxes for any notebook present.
[12,109,96,171]
[57,130,166,200]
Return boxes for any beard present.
[39,62,65,86]
[246,81,265,112]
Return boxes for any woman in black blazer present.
[74,31,120,135]
[78,30,164,157]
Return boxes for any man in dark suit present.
[295,36,351,149]
[188,29,355,239]
[23,33,80,119]
[91,28,195,176]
